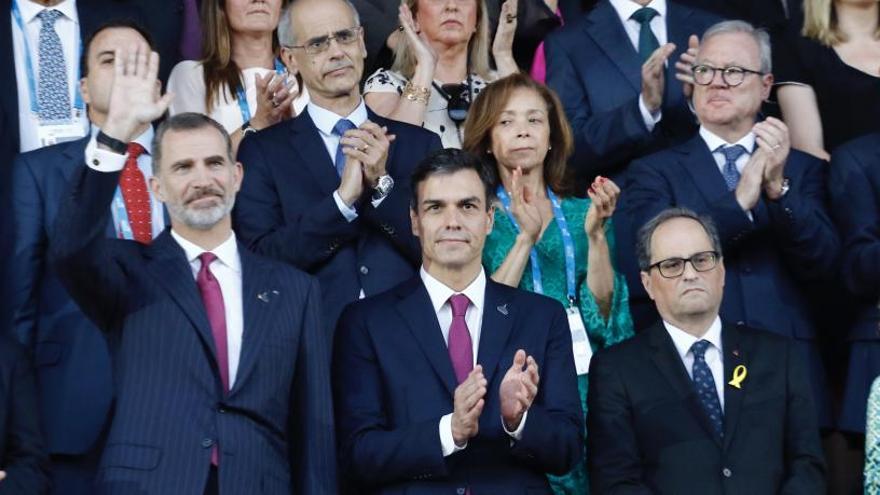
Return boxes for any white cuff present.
[439,413,467,457]
[638,94,662,132]
[85,134,127,172]
[502,410,528,441]
[333,191,358,222]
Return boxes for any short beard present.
[167,195,235,231]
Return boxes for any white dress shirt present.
[420,267,527,457]
[663,316,725,409]
[609,0,668,132]
[171,230,245,388]
[84,126,165,239]
[12,0,89,152]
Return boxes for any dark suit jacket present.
[234,109,441,331]
[333,276,583,494]
[588,322,825,495]
[51,165,337,495]
[0,337,49,495]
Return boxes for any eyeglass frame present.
[691,64,765,87]
[646,250,721,279]
[283,26,363,55]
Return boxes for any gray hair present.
[151,113,233,175]
[278,0,361,46]
[702,20,772,73]
[636,208,723,271]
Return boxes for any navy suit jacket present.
[9,137,113,456]
[333,276,583,494]
[588,322,825,494]
[51,165,337,495]
[233,109,442,331]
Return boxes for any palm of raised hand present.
[107,47,171,128]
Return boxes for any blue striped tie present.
[691,340,723,439]
[333,119,356,177]
[36,9,71,122]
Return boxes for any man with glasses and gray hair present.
[626,19,840,428]
[588,207,825,494]
[233,0,441,333]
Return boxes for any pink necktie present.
[448,294,473,384]
[196,252,228,465]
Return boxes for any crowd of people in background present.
[0,0,878,494]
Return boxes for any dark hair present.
[410,148,495,210]
[636,208,723,271]
[80,19,155,77]
[151,113,233,175]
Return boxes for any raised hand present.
[499,350,539,431]
[251,71,299,130]
[340,120,397,187]
[585,176,620,238]
[492,0,519,76]
[641,43,676,114]
[399,1,437,80]
[508,166,543,244]
[451,366,487,446]
[104,42,173,142]
[753,117,790,200]
[674,34,700,99]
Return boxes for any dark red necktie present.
[119,142,152,244]
[448,294,473,384]
[196,252,228,465]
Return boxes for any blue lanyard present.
[11,0,84,118]
[235,59,287,123]
[496,186,578,306]
[111,187,135,240]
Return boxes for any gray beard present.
[167,195,235,231]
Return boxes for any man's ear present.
[79,78,91,105]
[486,205,495,234]
[640,271,655,301]
[148,175,165,203]
[281,47,298,74]
[410,207,420,237]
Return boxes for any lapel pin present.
[727,364,748,389]
[732,349,740,357]
[497,304,509,316]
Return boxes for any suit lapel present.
[475,280,515,386]
[681,136,731,205]
[395,278,458,397]
[586,2,641,92]
[289,112,340,194]
[722,324,750,451]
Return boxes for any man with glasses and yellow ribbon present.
[626,19,840,432]
[588,207,825,494]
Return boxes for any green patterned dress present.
[483,195,635,495]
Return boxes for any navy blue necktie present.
[690,340,723,439]
[630,7,659,62]
[718,144,747,191]
[332,119,357,177]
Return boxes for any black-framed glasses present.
[692,64,764,87]
[285,26,362,55]
[648,251,720,278]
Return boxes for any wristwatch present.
[779,178,791,197]
[241,120,257,137]
[96,130,128,155]
[372,174,394,201]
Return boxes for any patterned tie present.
[196,252,228,466]
[863,375,880,491]
[448,294,474,384]
[718,144,747,191]
[690,340,723,439]
[179,0,203,60]
[332,119,357,177]
[119,143,153,244]
[630,7,660,62]
[37,9,70,122]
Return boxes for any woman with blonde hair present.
[774,0,880,159]
[364,0,520,148]
[464,72,633,495]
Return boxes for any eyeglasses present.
[692,64,764,87]
[647,251,720,279]
[285,26,362,55]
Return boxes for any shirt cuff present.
[502,410,528,441]
[638,94,662,132]
[85,134,127,172]
[371,194,387,209]
[333,190,358,222]
[439,413,466,457]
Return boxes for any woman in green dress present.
[462,73,634,495]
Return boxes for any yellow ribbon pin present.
[728,365,747,389]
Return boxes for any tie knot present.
[37,9,63,25]
[718,144,747,163]
[449,294,470,317]
[333,119,356,137]
[690,339,711,358]
[199,252,218,268]
[127,142,146,161]
[630,7,658,24]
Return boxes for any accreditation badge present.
[37,122,87,147]
[566,306,592,375]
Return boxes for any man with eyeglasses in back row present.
[588,208,825,494]
[625,20,841,431]
[233,0,442,334]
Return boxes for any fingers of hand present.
[688,34,699,50]
[512,349,527,370]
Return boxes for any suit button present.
[457,489,466,495]
[359,265,369,275]
[218,407,226,414]
[722,467,732,478]
[736,321,745,327]
[201,438,214,448]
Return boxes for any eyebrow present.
[421,196,482,207]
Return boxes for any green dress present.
[483,195,635,495]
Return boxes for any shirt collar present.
[20,0,78,25]
[307,99,369,137]
[609,0,667,24]
[699,126,756,154]
[420,266,486,315]
[663,316,723,361]
[170,230,241,274]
